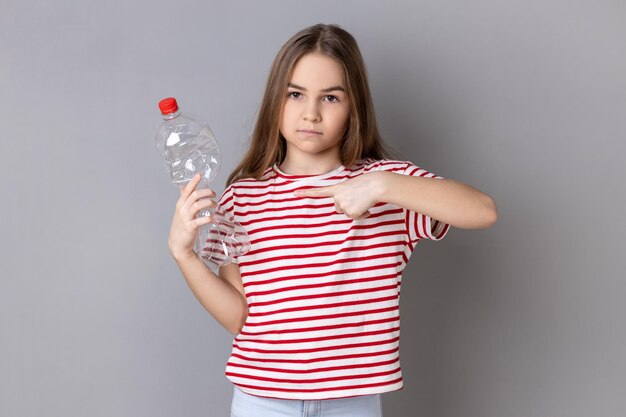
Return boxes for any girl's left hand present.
[293,172,385,219]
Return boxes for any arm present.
[373,171,498,229]
[172,253,247,335]
[168,174,248,335]
[294,170,498,230]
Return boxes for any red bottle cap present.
[158,97,179,114]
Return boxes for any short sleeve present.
[401,162,450,242]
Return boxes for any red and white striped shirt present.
[216,159,449,400]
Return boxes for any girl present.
[168,24,497,417]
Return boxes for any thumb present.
[294,186,336,198]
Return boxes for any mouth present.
[297,128,322,136]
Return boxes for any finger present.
[192,214,213,228]
[294,186,335,198]
[354,210,371,220]
[188,188,216,201]
[180,173,203,200]
[345,211,365,220]
[181,188,215,212]
[190,198,217,218]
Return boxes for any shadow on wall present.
[371,48,504,416]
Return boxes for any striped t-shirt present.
[215,158,449,400]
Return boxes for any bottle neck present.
[161,110,181,120]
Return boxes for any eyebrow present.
[288,83,345,93]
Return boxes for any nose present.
[303,100,321,122]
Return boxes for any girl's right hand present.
[168,173,217,260]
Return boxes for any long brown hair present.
[226,24,391,185]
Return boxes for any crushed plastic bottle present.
[155,97,250,268]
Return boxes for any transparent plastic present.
[155,98,250,269]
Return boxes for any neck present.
[279,151,342,176]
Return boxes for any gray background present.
[1,1,625,416]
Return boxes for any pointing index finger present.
[294,185,335,198]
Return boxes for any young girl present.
[167,24,497,417]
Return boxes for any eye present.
[287,91,302,99]
[323,95,339,103]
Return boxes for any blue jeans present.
[230,386,383,417]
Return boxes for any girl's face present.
[279,52,350,165]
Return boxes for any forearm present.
[376,171,498,229]
[172,252,248,334]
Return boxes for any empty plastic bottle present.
[155,97,250,268]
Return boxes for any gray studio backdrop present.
[2,1,625,416]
